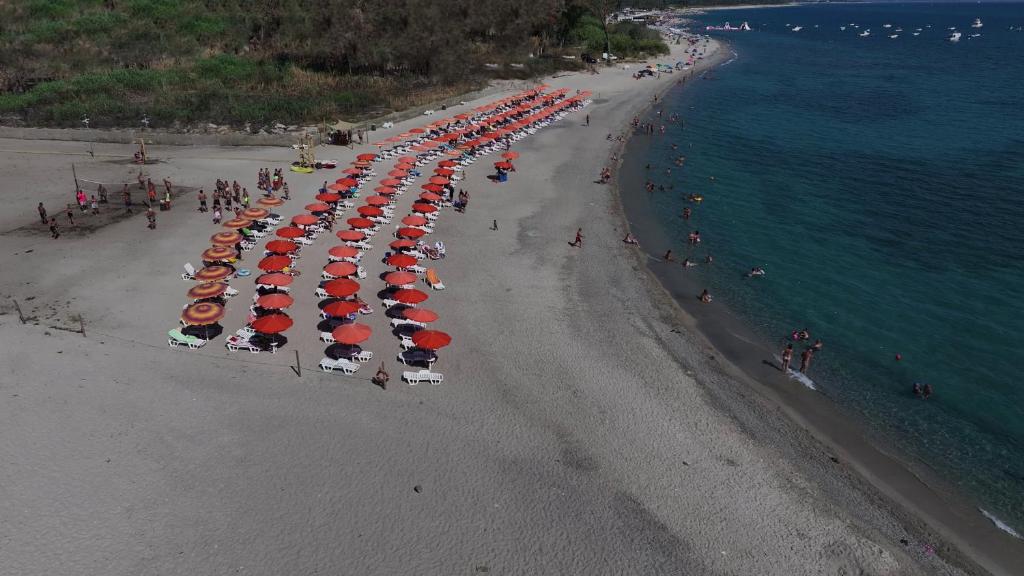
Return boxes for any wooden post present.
[294,350,301,377]
[12,299,26,324]
[72,163,80,192]
[79,315,86,337]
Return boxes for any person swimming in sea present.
[748,266,765,277]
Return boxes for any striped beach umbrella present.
[242,208,269,220]
[194,265,233,282]
[222,217,253,229]
[187,282,227,300]
[181,302,225,326]
[210,231,242,246]
[257,197,284,206]
[201,246,238,262]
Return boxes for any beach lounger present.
[224,286,239,298]
[319,331,335,343]
[167,328,207,349]
[399,335,416,350]
[225,335,260,353]
[381,298,400,309]
[390,318,426,329]
[402,369,444,385]
[319,357,360,374]
[182,262,197,280]
[425,268,445,290]
[407,264,427,275]
[314,287,328,299]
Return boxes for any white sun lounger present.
[402,369,444,385]
[225,335,260,353]
[182,262,197,280]
[390,318,426,329]
[319,357,360,374]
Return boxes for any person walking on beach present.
[663,249,673,261]
[38,202,47,224]
[585,114,590,126]
[198,189,208,212]
[800,347,814,373]
[242,189,250,209]
[146,206,156,230]
[123,186,133,215]
[49,217,60,239]
[65,204,75,226]
[781,344,793,372]
[569,228,583,248]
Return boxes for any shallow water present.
[623,2,1024,533]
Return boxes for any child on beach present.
[568,228,583,248]
[49,217,60,239]
[90,196,99,215]
[65,204,75,226]
[38,202,47,224]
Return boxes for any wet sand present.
[0,37,1011,575]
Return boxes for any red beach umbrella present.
[390,239,416,250]
[395,162,415,170]
[419,192,442,202]
[336,178,359,188]
[403,308,439,323]
[181,302,225,326]
[187,282,227,300]
[265,239,298,254]
[384,271,417,286]
[323,261,358,278]
[305,202,331,213]
[337,230,365,242]
[386,253,417,268]
[401,215,428,226]
[388,169,409,178]
[380,178,402,186]
[251,313,293,334]
[356,153,377,161]
[421,183,443,193]
[242,208,269,220]
[428,176,449,185]
[412,330,452,350]
[347,217,374,229]
[323,300,361,317]
[332,323,372,345]
[327,183,351,192]
[411,203,437,214]
[357,205,383,217]
[258,255,292,272]
[194,265,233,281]
[397,227,426,239]
[256,293,294,310]
[329,245,360,258]
[324,278,361,298]
[438,160,457,167]
[201,246,237,262]
[365,196,389,206]
[393,288,429,305]
[433,168,454,176]
[374,186,397,195]
[409,127,426,134]
[210,231,242,246]
[397,156,416,163]
[222,217,252,229]
[342,167,363,175]
[276,227,305,239]
[257,272,293,287]
[494,161,513,170]
[292,214,319,226]
[502,151,519,160]
[316,192,342,203]
[257,197,284,206]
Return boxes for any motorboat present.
[791,26,802,32]
[889,34,899,38]
[948,31,962,42]
[972,18,983,28]
[859,30,871,37]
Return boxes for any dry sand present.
[0,39,1001,575]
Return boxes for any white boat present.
[970,33,981,38]
[739,21,751,31]
[890,34,899,38]
[912,32,920,36]
[791,26,802,32]
[883,23,892,28]
[895,28,902,32]
[948,31,962,42]
[972,18,983,28]
[860,30,870,37]
[840,26,846,31]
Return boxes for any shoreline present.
[612,38,1023,576]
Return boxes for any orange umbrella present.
[329,245,360,258]
[403,308,439,323]
[323,261,357,278]
[388,169,409,178]
[258,255,292,271]
[316,192,342,203]
[393,288,429,305]
[356,153,377,161]
[323,300,361,317]
[397,227,426,239]
[419,192,442,202]
[428,176,449,185]
[386,253,418,268]
[257,293,294,310]
[243,208,269,220]
[222,217,253,229]
[324,278,360,298]
[411,203,437,214]
[305,202,331,213]
[342,167,364,175]
[210,231,242,246]
[347,217,374,229]
[422,183,443,193]
[384,271,417,286]
[358,205,384,217]
[380,178,402,186]
[181,302,225,326]
[390,239,416,250]
[202,246,237,262]
[374,186,396,195]
[494,161,513,170]
[395,162,415,170]
[327,182,352,192]
[194,265,233,281]
[188,282,227,300]
[502,151,519,160]
[365,196,389,206]
[433,168,454,176]
[332,323,372,345]
[397,156,416,163]
[409,128,426,134]
[337,230,365,242]
[265,239,298,254]
[402,215,428,226]
[438,160,457,167]
[257,197,283,206]
[336,177,359,188]
[257,272,293,287]
[276,227,305,239]
[412,329,451,350]
[292,214,319,226]
[251,313,293,334]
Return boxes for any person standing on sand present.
[65,204,75,226]
[242,189,250,209]
[146,206,156,230]
[90,195,99,215]
[663,250,673,261]
[49,217,60,239]
[569,228,583,248]
[800,347,814,373]
[198,189,208,212]
[123,187,133,215]
[781,344,793,372]
[38,202,47,224]
[586,114,590,126]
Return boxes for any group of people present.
[42,172,175,238]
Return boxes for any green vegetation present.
[0,0,670,128]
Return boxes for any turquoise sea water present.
[627,2,1024,532]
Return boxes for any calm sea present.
[622,2,1024,534]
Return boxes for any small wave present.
[980,509,1022,539]
[721,54,738,67]
[788,370,817,390]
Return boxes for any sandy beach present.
[0,36,1015,576]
